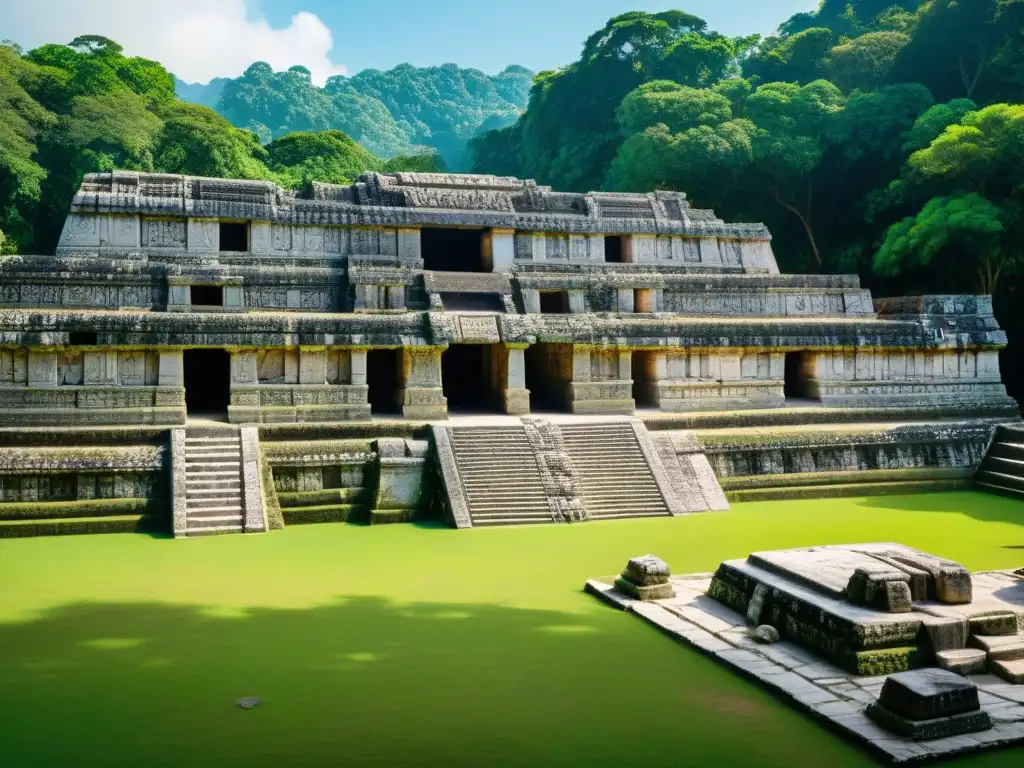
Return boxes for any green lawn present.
[0,491,1022,768]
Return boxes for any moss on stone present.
[279,488,372,508]
[725,479,972,503]
[719,467,974,491]
[282,504,367,525]
[0,513,164,538]
[850,646,932,676]
[260,455,284,531]
[0,497,166,520]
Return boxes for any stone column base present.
[503,388,531,415]
[401,386,447,419]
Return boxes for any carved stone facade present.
[0,170,1013,426]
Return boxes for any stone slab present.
[878,669,980,721]
[970,634,1024,661]
[867,703,992,741]
[936,649,988,676]
[992,659,1024,684]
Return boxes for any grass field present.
[1,491,1022,768]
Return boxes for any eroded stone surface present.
[878,669,980,721]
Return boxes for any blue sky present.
[4,1,818,84]
[252,0,817,73]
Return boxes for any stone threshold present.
[584,573,1024,764]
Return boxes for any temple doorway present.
[184,349,230,415]
[524,342,572,412]
[784,351,813,401]
[632,351,658,408]
[367,349,401,415]
[421,227,487,272]
[441,344,501,412]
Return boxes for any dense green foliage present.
[0,38,440,254]
[200,61,532,169]
[1,493,1021,766]
[470,4,1024,394]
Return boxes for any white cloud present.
[2,0,347,85]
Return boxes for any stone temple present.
[0,171,1019,536]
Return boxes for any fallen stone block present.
[749,624,780,644]
[935,648,987,676]
[877,668,980,721]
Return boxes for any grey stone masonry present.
[585,567,1024,763]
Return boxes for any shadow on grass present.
[0,594,883,768]
[851,490,1024,528]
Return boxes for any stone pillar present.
[617,350,632,382]
[187,218,219,252]
[568,290,586,314]
[617,288,634,313]
[299,349,326,384]
[224,286,244,308]
[400,348,446,419]
[231,350,258,385]
[503,345,530,414]
[487,228,516,272]
[397,228,421,263]
[158,350,184,387]
[522,289,541,314]
[26,351,57,388]
[168,284,190,309]
[351,350,367,385]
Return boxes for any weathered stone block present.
[969,612,1018,636]
[623,555,670,586]
[614,577,674,601]
[877,669,980,721]
[866,702,992,741]
[935,648,987,676]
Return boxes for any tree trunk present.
[774,182,821,268]
[977,258,1002,295]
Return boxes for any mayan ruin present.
[0,169,1019,536]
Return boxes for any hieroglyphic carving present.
[142,218,186,248]
[457,315,500,343]
[60,215,100,247]
[272,224,292,252]
[57,353,84,385]
[119,351,146,386]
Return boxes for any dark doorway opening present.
[184,349,230,415]
[191,285,224,307]
[219,222,249,252]
[69,331,98,345]
[421,227,486,272]
[367,349,401,415]
[784,351,809,400]
[539,290,570,314]
[525,342,571,412]
[442,344,497,412]
[605,235,624,263]
[632,351,657,407]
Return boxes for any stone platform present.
[585,569,1024,763]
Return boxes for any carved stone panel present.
[119,351,147,386]
[58,353,84,386]
[457,315,501,343]
[187,218,218,252]
[142,218,186,248]
[299,350,326,385]
[232,351,258,385]
[257,350,285,383]
[59,215,101,248]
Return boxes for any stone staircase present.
[182,430,245,535]
[967,618,1024,684]
[560,423,671,520]
[448,426,553,526]
[976,424,1024,499]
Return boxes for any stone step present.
[187,524,244,536]
[976,469,1024,492]
[185,436,241,443]
[471,511,554,520]
[186,496,242,508]
[975,481,1024,500]
[187,513,244,524]
[588,510,669,519]
[467,505,553,514]
[472,516,557,527]
[982,451,1024,472]
[186,483,242,493]
[969,633,1024,661]
[186,504,244,515]
[991,658,1024,684]
[185,452,242,462]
